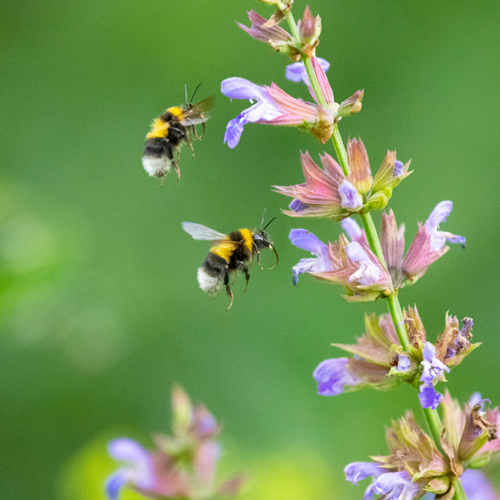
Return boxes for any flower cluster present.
[288,201,465,299]
[106,387,244,500]
[345,393,499,500]
[275,141,411,219]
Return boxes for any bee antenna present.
[262,216,277,231]
[260,208,267,226]
[190,84,202,105]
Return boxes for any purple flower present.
[400,201,465,284]
[462,469,500,500]
[106,438,156,500]
[425,200,466,250]
[421,342,450,384]
[365,471,420,500]
[286,58,330,86]
[289,229,333,285]
[395,353,411,372]
[346,242,382,286]
[339,179,363,210]
[288,198,307,212]
[393,160,404,177]
[419,383,443,410]
[418,342,450,409]
[341,218,363,242]
[221,78,284,148]
[344,462,382,485]
[313,358,362,396]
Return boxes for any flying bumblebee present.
[142,90,214,183]
[182,220,279,311]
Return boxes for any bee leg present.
[255,248,264,271]
[242,265,250,293]
[172,160,181,180]
[157,176,166,190]
[224,273,234,311]
[199,122,206,140]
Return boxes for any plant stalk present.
[284,4,464,498]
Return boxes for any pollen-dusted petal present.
[381,209,405,281]
[347,138,373,194]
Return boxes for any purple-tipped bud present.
[313,358,362,396]
[393,160,404,177]
[339,180,363,210]
[288,198,307,212]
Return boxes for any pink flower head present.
[275,151,360,219]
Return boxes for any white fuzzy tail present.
[197,267,222,296]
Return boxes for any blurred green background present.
[1,0,500,498]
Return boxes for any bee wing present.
[182,222,226,241]
[179,96,215,126]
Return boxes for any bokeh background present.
[1,0,500,498]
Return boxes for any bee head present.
[253,229,273,249]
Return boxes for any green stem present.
[452,477,468,500]
[283,8,349,178]
[423,407,444,453]
[284,4,464,498]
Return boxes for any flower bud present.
[336,90,364,119]
[347,138,373,194]
[364,189,391,211]
[372,151,412,193]
[297,7,321,57]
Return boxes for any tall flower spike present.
[221,76,334,147]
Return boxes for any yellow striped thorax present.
[167,106,183,117]
[146,118,170,139]
[239,228,254,252]
[210,242,234,263]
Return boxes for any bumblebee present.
[142,93,214,183]
[182,220,279,311]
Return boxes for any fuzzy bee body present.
[142,97,214,182]
[182,223,278,310]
